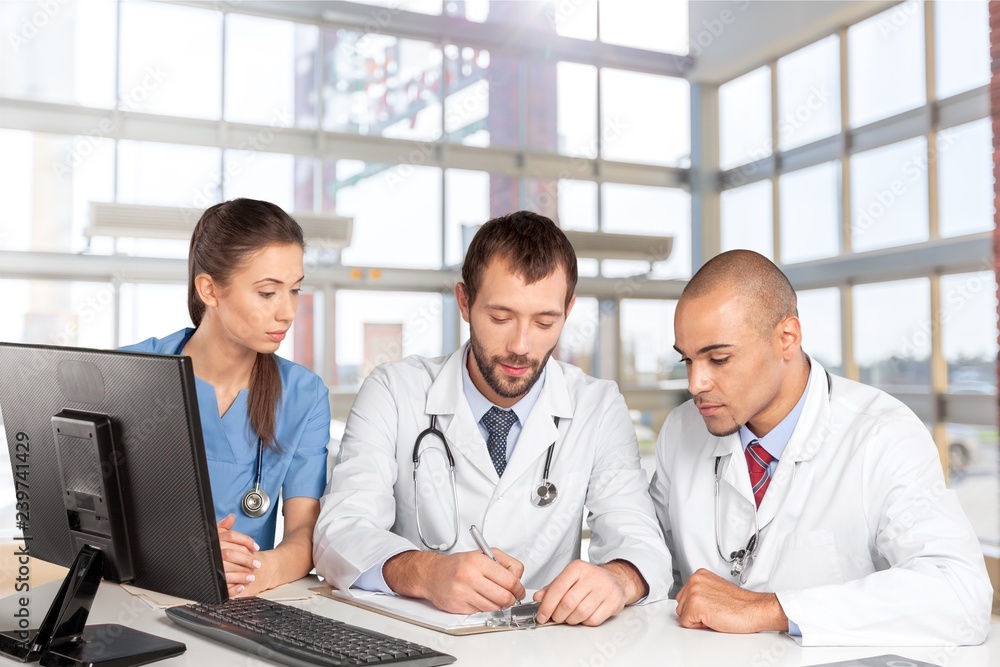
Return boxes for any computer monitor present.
[0,342,228,666]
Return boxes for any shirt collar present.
[739,379,810,461]
[461,343,546,427]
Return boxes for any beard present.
[469,328,555,400]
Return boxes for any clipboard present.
[310,585,555,635]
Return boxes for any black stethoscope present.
[241,437,270,518]
[173,333,269,520]
[714,369,832,584]
[412,414,560,552]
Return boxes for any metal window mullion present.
[839,27,852,256]
[112,0,122,203]
[219,11,228,202]
[929,274,950,473]
[841,284,858,381]
[925,0,940,241]
[440,39,449,269]
[770,60,781,264]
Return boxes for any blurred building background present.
[0,0,996,600]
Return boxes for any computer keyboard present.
[166,597,456,667]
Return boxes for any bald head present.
[682,250,798,337]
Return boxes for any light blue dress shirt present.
[120,328,330,550]
[738,378,810,637]
[354,344,547,592]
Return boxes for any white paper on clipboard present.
[311,586,546,635]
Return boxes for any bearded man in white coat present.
[314,211,671,626]
[650,249,992,646]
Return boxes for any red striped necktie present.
[745,440,774,507]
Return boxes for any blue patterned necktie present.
[481,407,518,477]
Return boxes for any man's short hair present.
[462,211,578,309]
[683,249,798,336]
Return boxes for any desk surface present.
[1,578,997,667]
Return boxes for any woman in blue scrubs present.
[122,198,329,597]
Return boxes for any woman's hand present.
[217,514,262,597]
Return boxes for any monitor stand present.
[0,545,185,666]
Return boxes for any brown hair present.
[461,211,578,309]
[188,198,305,450]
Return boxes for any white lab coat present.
[650,358,993,646]
[313,347,672,602]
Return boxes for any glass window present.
[223,151,297,213]
[777,35,840,151]
[620,300,681,386]
[938,119,993,238]
[225,15,318,128]
[577,258,599,278]
[119,283,190,348]
[455,1,489,23]
[333,161,442,269]
[600,69,690,167]
[0,0,116,108]
[119,2,222,120]
[118,141,222,210]
[720,180,773,259]
[853,278,931,389]
[548,62,597,158]
[599,0,688,55]
[552,0,597,40]
[848,2,925,127]
[602,184,691,280]
[334,291,443,387]
[797,287,842,376]
[324,32,442,141]
[350,0,442,14]
[0,279,115,349]
[941,271,998,390]
[556,297,599,377]
[558,180,598,232]
[719,66,771,170]
[444,46,518,148]
[0,130,32,252]
[445,169,490,267]
[850,137,929,252]
[780,161,840,263]
[935,0,990,99]
[522,178,560,221]
[0,130,114,254]
[947,423,998,544]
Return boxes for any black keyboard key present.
[166,597,455,667]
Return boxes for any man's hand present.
[382,549,525,614]
[534,560,646,626]
[675,568,788,633]
[217,514,261,597]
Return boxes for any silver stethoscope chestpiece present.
[530,480,557,507]
[242,437,271,519]
[242,486,270,518]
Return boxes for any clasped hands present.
[383,549,647,627]
[217,514,269,597]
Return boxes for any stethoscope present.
[241,437,270,518]
[173,332,270,520]
[412,414,560,552]
[714,369,832,585]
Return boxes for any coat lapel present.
[424,347,500,484]
[755,358,833,530]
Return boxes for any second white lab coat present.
[314,346,672,601]
[650,358,993,646]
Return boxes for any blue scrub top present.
[120,328,330,550]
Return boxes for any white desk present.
[1,578,997,667]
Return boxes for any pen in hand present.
[469,525,522,605]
